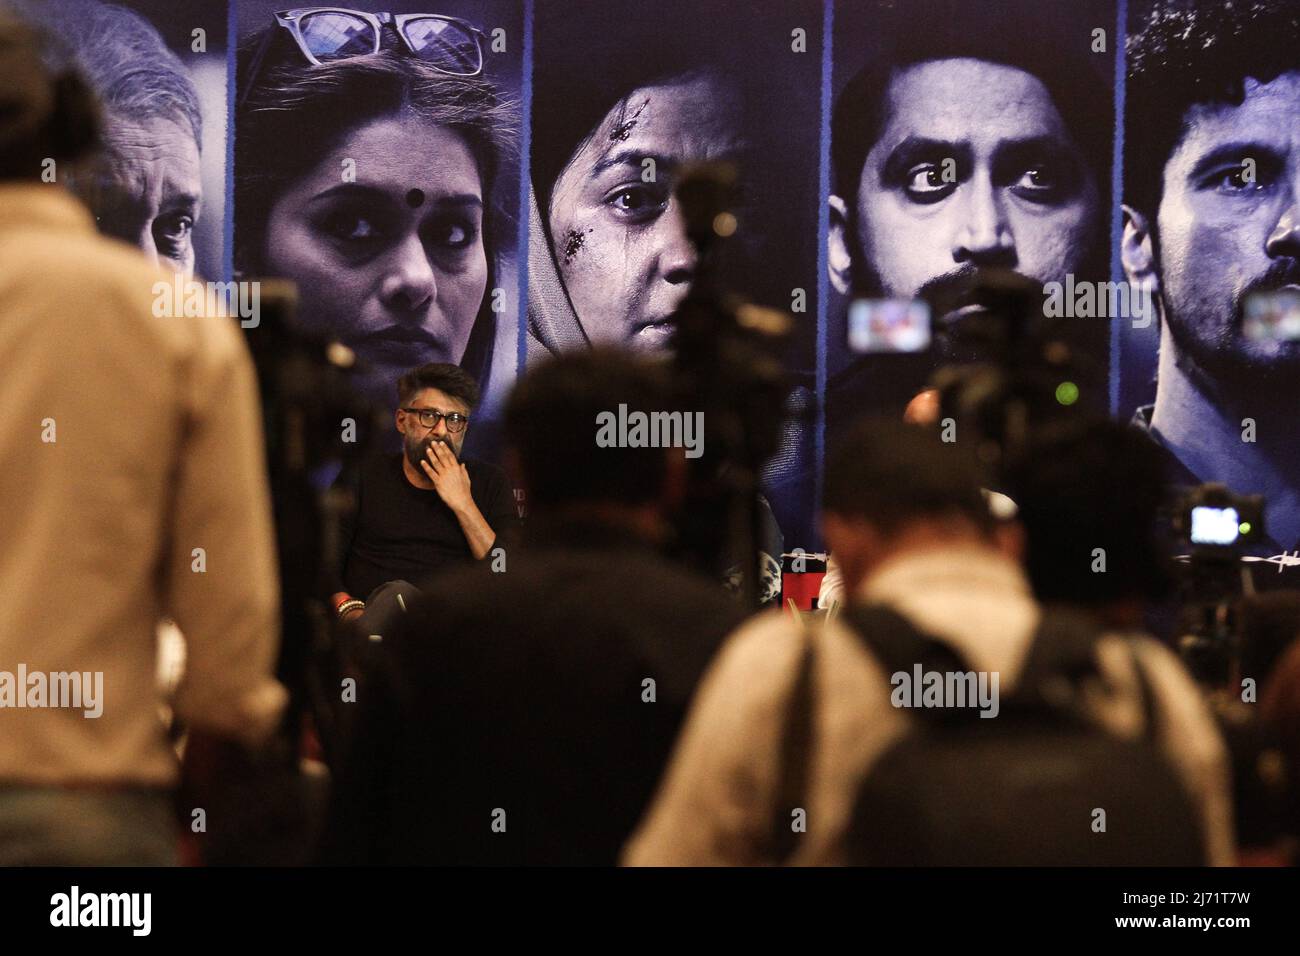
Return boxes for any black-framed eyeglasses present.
[240,8,485,108]
[402,407,469,433]
[276,8,483,70]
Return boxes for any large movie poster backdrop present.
[529,0,824,548]
[13,0,1299,563]
[825,0,1116,451]
[234,0,524,453]
[1122,0,1300,568]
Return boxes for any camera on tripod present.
[925,268,1095,485]
[243,280,389,761]
[667,162,794,607]
[1172,483,1265,561]
[1170,482,1265,687]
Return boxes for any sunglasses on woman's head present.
[273,8,484,72]
[240,8,485,108]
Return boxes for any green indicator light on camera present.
[1239,522,1252,535]
[1055,381,1079,406]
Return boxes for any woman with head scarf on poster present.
[529,0,823,561]
[530,1,753,358]
[234,8,517,431]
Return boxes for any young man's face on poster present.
[1153,70,1300,384]
[547,72,744,352]
[834,57,1100,303]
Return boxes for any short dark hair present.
[504,348,674,511]
[397,362,480,410]
[823,417,990,534]
[1007,419,1171,607]
[0,12,100,180]
[832,0,1113,210]
[1125,0,1300,220]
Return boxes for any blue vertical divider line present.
[225,0,237,283]
[814,0,834,539]
[811,0,832,538]
[1109,0,1128,417]
[516,0,535,375]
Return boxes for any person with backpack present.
[623,418,1234,866]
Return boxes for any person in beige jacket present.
[0,16,284,864]
[625,419,1235,866]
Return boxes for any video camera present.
[667,163,794,608]
[1169,482,1266,686]
[924,268,1098,484]
[243,281,390,761]
[1173,483,1265,560]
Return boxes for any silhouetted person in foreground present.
[0,14,283,864]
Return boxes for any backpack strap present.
[840,603,973,680]
[1012,610,1162,737]
[1008,607,1104,710]
[768,603,1120,860]
[769,605,952,862]
[843,602,1108,723]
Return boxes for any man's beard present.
[404,434,459,472]
[848,228,1092,365]
[1164,256,1300,393]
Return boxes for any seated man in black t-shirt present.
[331,363,517,642]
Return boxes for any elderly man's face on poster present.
[88,113,202,276]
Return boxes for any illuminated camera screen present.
[1190,506,1241,547]
[1243,289,1300,343]
[848,299,931,353]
